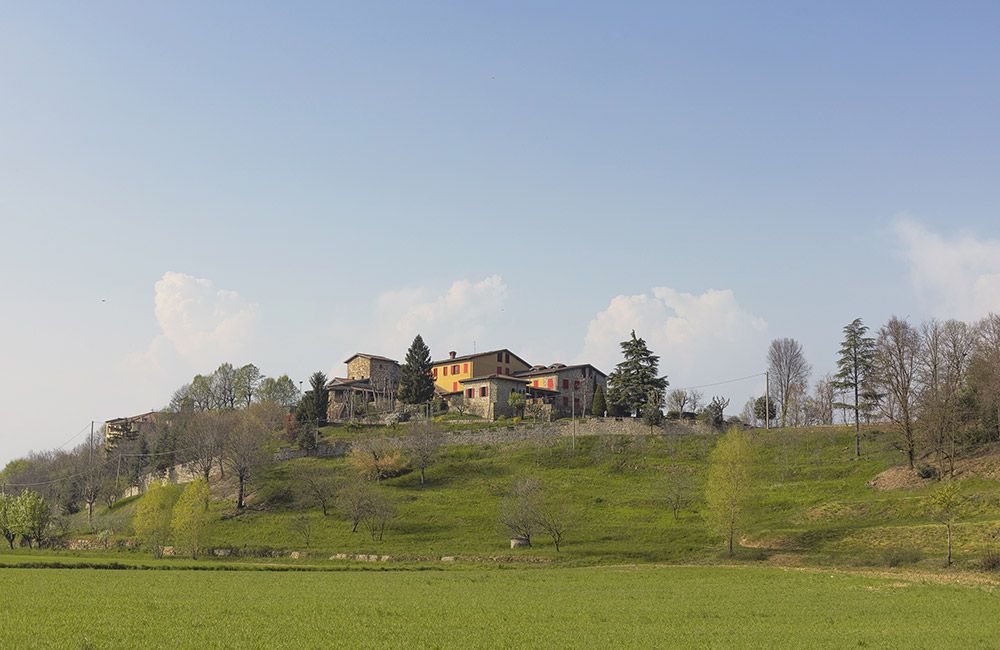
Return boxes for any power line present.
[671,372,766,393]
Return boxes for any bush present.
[666,410,680,420]
[916,464,937,479]
[981,544,1000,571]
[881,545,921,567]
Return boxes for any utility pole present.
[765,371,770,431]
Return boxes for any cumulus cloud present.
[375,275,509,353]
[895,219,1000,320]
[124,272,261,374]
[576,287,768,393]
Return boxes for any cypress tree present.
[398,335,435,405]
[591,384,607,417]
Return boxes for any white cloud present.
[895,219,1000,320]
[374,275,510,353]
[576,287,768,394]
[124,272,261,374]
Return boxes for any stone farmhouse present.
[326,354,401,421]
[104,411,158,447]
[325,348,606,422]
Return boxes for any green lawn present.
[1,565,997,649]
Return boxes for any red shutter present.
[464,363,469,373]
[443,367,447,376]
[533,380,539,387]
[453,382,457,391]
[549,379,555,389]
[562,379,568,389]
[433,368,438,378]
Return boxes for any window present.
[548,378,554,389]
[433,368,438,378]
[563,397,569,406]
[562,379,569,389]
[505,367,510,375]
[533,380,539,387]
[443,366,447,376]
[497,366,502,375]
[453,365,459,375]
[497,352,503,362]
[574,381,580,390]
[480,386,488,397]
[464,363,469,373]
[505,352,510,364]
[574,398,580,407]
[466,388,473,398]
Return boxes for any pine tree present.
[606,331,668,417]
[398,334,435,405]
[832,318,876,456]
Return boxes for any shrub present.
[881,545,921,567]
[916,464,937,479]
[981,543,1000,571]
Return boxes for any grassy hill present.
[32,424,1000,570]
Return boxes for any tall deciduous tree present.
[833,318,876,456]
[134,481,177,558]
[258,374,301,410]
[234,364,262,407]
[606,331,668,417]
[171,478,212,559]
[398,335,435,405]
[875,316,922,470]
[225,414,269,509]
[767,338,811,427]
[706,427,758,557]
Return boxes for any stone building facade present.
[516,364,607,418]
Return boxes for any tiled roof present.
[343,353,399,365]
[431,348,531,368]
[515,363,607,378]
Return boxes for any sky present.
[3,2,1000,466]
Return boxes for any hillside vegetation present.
[14,423,1000,570]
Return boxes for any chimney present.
[449,351,456,359]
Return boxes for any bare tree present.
[407,420,442,485]
[662,468,696,521]
[224,413,269,509]
[534,495,573,552]
[337,476,372,533]
[350,436,405,485]
[360,488,395,542]
[497,477,541,546]
[666,389,689,414]
[875,316,922,470]
[767,338,812,427]
[182,411,230,481]
[295,463,337,516]
[688,389,704,412]
[290,515,313,547]
[807,375,835,426]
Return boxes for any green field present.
[2,564,998,649]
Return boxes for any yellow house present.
[431,349,531,393]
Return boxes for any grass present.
[27,425,1000,570]
[2,564,999,648]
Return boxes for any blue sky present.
[3,2,1000,465]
